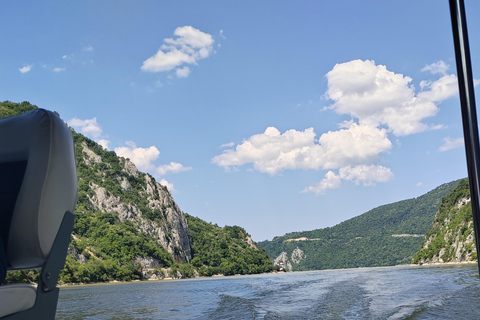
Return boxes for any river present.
[56,264,480,319]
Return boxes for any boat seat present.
[0,109,77,319]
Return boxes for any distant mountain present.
[1,101,275,284]
[413,179,476,264]
[258,180,462,271]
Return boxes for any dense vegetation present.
[186,214,277,276]
[412,179,476,264]
[258,180,461,270]
[1,101,275,284]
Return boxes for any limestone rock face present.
[273,247,305,271]
[291,248,305,264]
[274,252,292,271]
[79,144,192,263]
[414,190,476,265]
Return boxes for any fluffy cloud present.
[422,61,449,75]
[157,162,192,176]
[439,137,464,151]
[325,59,457,136]
[176,66,191,78]
[301,171,341,195]
[213,59,458,194]
[141,26,214,77]
[68,117,103,138]
[301,165,393,195]
[53,67,66,72]
[19,64,33,73]
[160,179,176,193]
[115,141,192,179]
[114,142,161,172]
[212,124,391,175]
[339,165,393,186]
[96,139,110,150]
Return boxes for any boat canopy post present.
[449,0,480,274]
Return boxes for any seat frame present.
[2,211,74,320]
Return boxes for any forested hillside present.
[413,179,476,264]
[258,180,461,271]
[1,101,275,283]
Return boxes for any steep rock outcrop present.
[273,247,305,271]
[77,142,192,263]
[413,179,476,264]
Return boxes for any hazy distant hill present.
[258,180,461,271]
[413,179,476,264]
[1,101,275,283]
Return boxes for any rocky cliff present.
[413,179,477,264]
[77,138,192,263]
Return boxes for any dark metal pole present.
[449,0,480,275]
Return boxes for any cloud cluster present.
[325,59,457,136]
[141,26,214,78]
[439,137,464,151]
[68,117,110,149]
[213,59,459,194]
[114,141,192,178]
[212,124,391,175]
[19,64,33,74]
[301,165,393,195]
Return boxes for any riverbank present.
[58,269,288,288]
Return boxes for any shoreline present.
[59,270,287,288]
[58,262,479,288]
[410,260,478,267]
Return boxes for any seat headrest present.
[0,109,77,268]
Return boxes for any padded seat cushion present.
[0,284,36,317]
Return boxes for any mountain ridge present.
[258,179,462,270]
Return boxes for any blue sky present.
[1,1,479,241]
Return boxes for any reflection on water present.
[57,264,480,320]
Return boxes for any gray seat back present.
[0,109,77,268]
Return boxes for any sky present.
[1,1,479,241]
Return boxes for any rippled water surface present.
[57,264,480,319]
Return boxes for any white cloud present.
[213,59,459,194]
[301,171,341,195]
[439,137,464,151]
[157,162,192,176]
[176,66,191,78]
[53,67,66,72]
[68,117,103,138]
[141,26,214,77]
[160,179,176,193]
[416,182,423,187]
[212,124,391,175]
[19,64,33,73]
[421,60,449,75]
[301,165,393,195]
[115,141,192,180]
[83,44,94,52]
[219,29,226,39]
[220,142,235,148]
[339,165,393,186]
[325,59,458,136]
[417,74,458,102]
[114,142,161,172]
[97,139,110,150]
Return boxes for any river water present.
[57,264,480,319]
